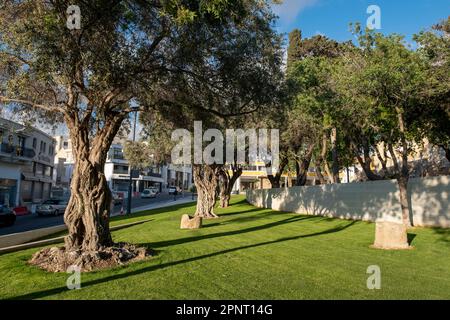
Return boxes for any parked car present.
[149,187,160,195]
[0,205,16,227]
[112,191,123,205]
[36,199,68,216]
[12,206,30,216]
[141,188,157,198]
[168,186,177,195]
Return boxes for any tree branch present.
[0,96,64,113]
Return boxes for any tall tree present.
[287,29,344,69]
[287,57,340,184]
[337,26,430,227]
[413,16,450,161]
[140,0,283,218]
[286,32,350,184]
[0,0,279,269]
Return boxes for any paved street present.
[0,192,194,236]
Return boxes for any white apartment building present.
[0,117,55,207]
[53,137,193,195]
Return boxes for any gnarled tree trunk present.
[395,107,412,227]
[64,159,112,252]
[330,127,340,183]
[63,117,123,252]
[350,138,385,181]
[315,132,329,184]
[218,165,242,208]
[30,113,148,272]
[295,144,314,186]
[193,164,219,218]
[267,156,288,188]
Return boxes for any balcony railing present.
[143,172,162,178]
[113,170,129,175]
[112,153,125,160]
[0,143,35,158]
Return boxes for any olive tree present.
[0,0,277,270]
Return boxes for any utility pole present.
[127,108,138,215]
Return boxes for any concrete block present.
[180,214,202,229]
[372,221,410,250]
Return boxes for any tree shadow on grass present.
[9,220,357,300]
[216,207,268,217]
[112,202,196,222]
[200,210,279,229]
[146,215,319,249]
[432,227,450,244]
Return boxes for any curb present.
[0,219,153,255]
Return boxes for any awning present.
[21,173,39,181]
[21,173,52,183]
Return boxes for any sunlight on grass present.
[0,195,449,300]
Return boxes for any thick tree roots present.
[29,242,151,272]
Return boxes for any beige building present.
[230,161,317,192]
[53,136,193,195]
[0,117,55,207]
[371,139,449,177]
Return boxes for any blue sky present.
[271,0,449,44]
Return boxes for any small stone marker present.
[373,221,410,250]
[180,214,202,229]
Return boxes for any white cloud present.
[271,0,319,24]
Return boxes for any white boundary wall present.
[246,176,450,228]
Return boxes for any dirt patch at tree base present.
[29,242,151,272]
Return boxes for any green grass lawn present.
[0,195,449,300]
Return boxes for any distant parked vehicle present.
[149,187,160,194]
[141,189,157,198]
[112,191,123,205]
[36,199,68,216]
[0,205,16,227]
[50,186,70,199]
[12,206,30,216]
[168,186,177,195]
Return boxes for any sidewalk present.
[112,196,196,217]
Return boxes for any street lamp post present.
[127,108,138,215]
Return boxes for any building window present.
[33,181,43,201]
[20,180,33,203]
[113,148,124,160]
[33,138,37,149]
[35,163,44,176]
[18,136,26,149]
[63,141,68,148]
[39,141,47,154]
[43,183,51,200]
[113,165,129,174]
[44,165,52,177]
[0,179,18,207]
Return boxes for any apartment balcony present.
[1,143,35,157]
[143,172,162,178]
[140,171,163,183]
[108,153,129,164]
[112,153,125,160]
[113,169,130,175]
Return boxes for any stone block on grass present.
[372,221,410,250]
[180,214,202,229]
